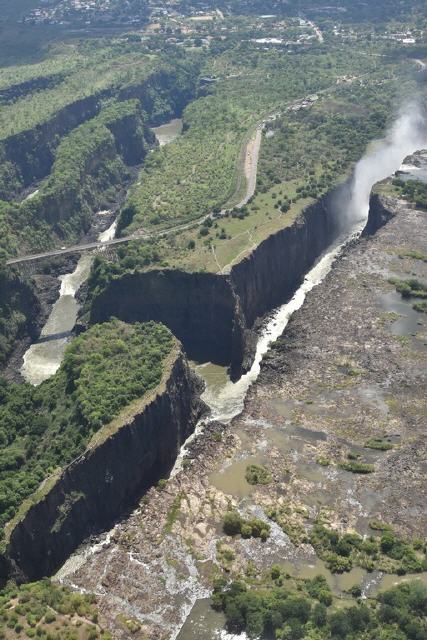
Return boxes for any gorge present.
[0,12,426,638]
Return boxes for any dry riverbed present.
[59,196,427,639]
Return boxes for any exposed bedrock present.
[362,193,398,236]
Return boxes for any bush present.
[223,511,243,536]
[222,510,270,540]
[339,460,375,474]
[245,464,271,485]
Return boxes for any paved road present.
[6,123,266,267]
[5,81,364,268]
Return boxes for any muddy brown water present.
[380,290,426,342]
[21,119,184,386]
[152,118,183,146]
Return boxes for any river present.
[50,113,427,638]
[20,119,183,385]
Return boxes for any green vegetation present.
[413,300,427,313]
[338,460,375,474]
[212,571,427,640]
[4,100,145,254]
[0,319,174,541]
[245,464,272,485]
[0,47,156,141]
[223,510,270,541]
[267,505,309,546]
[389,277,427,299]
[0,579,107,640]
[0,43,200,259]
[365,437,394,451]
[164,493,183,534]
[118,41,393,236]
[310,524,427,574]
[399,249,427,263]
[393,177,427,210]
[0,273,38,366]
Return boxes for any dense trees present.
[213,573,427,640]
[0,579,109,640]
[0,319,174,542]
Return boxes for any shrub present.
[339,460,375,474]
[245,464,272,485]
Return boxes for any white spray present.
[348,100,427,223]
[175,99,427,433]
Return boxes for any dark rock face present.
[0,95,101,201]
[4,350,206,581]
[230,188,341,328]
[90,270,245,372]
[90,187,344,379]
[362,193,397,236]
[0,272,42,369]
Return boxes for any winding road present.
[6,123,265,267]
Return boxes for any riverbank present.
[53,192,426,639]
[5,118,184,385]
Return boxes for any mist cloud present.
[347,100,427,224]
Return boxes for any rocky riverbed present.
[58,194,427,639]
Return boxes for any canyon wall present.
[0,272,41,368]
[90,270,246,371]
[2,346,206,581]
[0,95,101,201]
[0,65,198,203]
[90,187,345,378]
[362,193,398,236]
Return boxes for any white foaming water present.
[98,218,117,243]
[348,102,427,223]
[21,213,117,385]
[204,224,364,423]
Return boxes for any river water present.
[152,118,183,146]
[48,114,426,637]
[20,119,183,385]
[21,221,114,385]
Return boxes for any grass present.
[338,460,375,474]
[245,464,272,485]
[164,493,183,534]
[399,249,427,263]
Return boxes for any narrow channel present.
[54,118,426,639]
[20,118,183,385]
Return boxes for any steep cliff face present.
[119,67,198,126]
[90,188,344,378]
[0,272,41,368]
[229,189,342,329]
[4,347,206,580]
[362,193,398,236]
[90,270,244,368]
[0,95,101,201]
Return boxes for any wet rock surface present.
[250,197,426,538]
[59,196,427,639]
